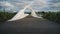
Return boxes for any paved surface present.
[0,16,60,34]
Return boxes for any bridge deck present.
[0,16,60,34]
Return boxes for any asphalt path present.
[0,16,60,34]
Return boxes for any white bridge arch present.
[8,5,42,21]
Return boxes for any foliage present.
[0,11,16,22]
[42,11,60,24]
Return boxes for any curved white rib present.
[29,7,42,18]
[8,6,29,21]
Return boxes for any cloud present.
[0,1,18,12]
[7,0,48,7]
[0,1,16,11]
[32,0,48,7]
[53,2,60,7]
[0,1,14,8]
[1,0,60,11]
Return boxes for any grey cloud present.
[0,0,60,11]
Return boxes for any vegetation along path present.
[0,16,60,34]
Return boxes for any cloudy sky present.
[0,0,60,12]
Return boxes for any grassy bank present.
[42,11,60,24]
[0,11,16,23]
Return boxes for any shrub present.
[42,11,60,24]
[0,12,16,22]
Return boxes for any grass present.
[0,11,16,23]
[0,11,60,24]
[42,11,60,24]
